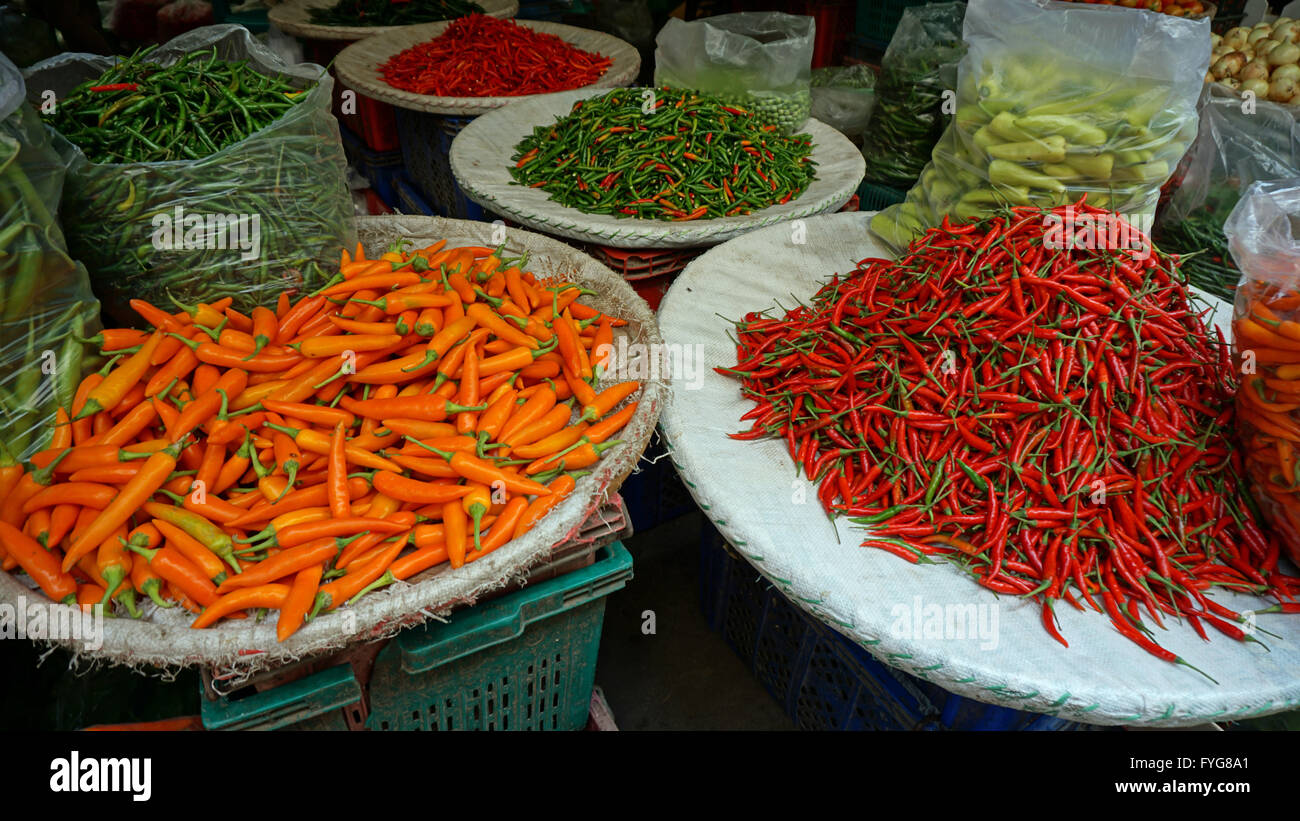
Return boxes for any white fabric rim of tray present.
[656,210,1300,728]
[0,216,664,675]
[449,87,865,249]
[334,20,640,116]
[269,0,518,41]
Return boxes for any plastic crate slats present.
[700,522,1080,731]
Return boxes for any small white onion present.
[1274,63,1300,82]
[1241,77,1271,97]
[1269,75,1298,102]
[1242,58,1273,81]
[1269,42,1300,65]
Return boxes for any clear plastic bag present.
[1223,179,1300,568]
[654,11,814,134]
[809,64,876,139]
[24,24,356,326]
[859,2,965,190]
[870,0,1209,252]
[0,54,102,460]
[1155,84,1300,301]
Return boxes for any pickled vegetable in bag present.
[870,0,1208,252]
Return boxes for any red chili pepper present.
[717,199,1286,674]
[378,14,613,98]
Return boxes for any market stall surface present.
[656,210,1300,729]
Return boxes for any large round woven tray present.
[449,87,865,249]
[334,19,640,117]
[269,0,518,42]
[0,216,664,675]
[657,210,1300,728]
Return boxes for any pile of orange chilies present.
[0,239,641,641]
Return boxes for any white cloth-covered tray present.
[334,20,639,116]
[0,216,663,675]
[269,0,518,41]
[450,87,865,249]
[657,210,1300,727]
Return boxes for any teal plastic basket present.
[856,0,941,50]
[201,542,634,730]
[858,182,907,212]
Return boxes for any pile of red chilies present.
[379,13,612,98]
[721,201,1300,677]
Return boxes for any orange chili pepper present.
[277,563,324,642]
[0,519,81,601]
[61,441,183,572]
[512,474,577,539]
[77,332,163,418]
[373,471,473,504]
[152,519,227,582]
[190,584,290,629]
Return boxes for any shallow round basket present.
[0,216,664,675]
[335,20,640,117]
[658,210,1300,727]
[269,0,518,42]
[450,87,865,249]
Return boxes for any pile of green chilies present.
[510,88,817,221]
[44,46,310,164]
[1154,219,1238,303]
[308,0,483,27]
[721,201,1299,673]
[1154,185,1241,302]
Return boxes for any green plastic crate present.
[855,0,936,50]
[858,182,907,212]
[201,542,634,730]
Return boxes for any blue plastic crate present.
[700,522,1083,731]
[340,123,403,205]
[394,108,486,221]
[619,435,697,532]
[393,173,436,217]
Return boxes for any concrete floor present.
[595,511,793,731]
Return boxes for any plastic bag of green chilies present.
[870,0,1207,254]
[0,52,102,460]
[1154,84,1300,302]
[24,24,356,326]
[654,11,815,136]
[859,2,965,190]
